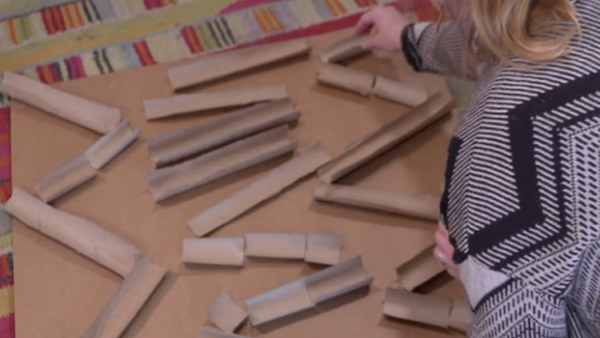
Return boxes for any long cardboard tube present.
[320,35,367,63]
[395,245,445,291]
[372,76,432,107]
[245,279,314,326]
[316,63,375,96]
[0,72,121,134]
[314,183,440,221]
[3,187,141,277]
[188,143,332,237]
[35,155,98,203]
[305,256,372,304]
[81,256,166,338]
[147,99,300,168]
[318,94,455,183]
[85,120,140,170]
[182,237,245,266]
[168,39,311,90]
[144,85,288,120]
[147,126,298,202]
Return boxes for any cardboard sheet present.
[317,63,375,96]
[305,232,341,266]
[82,256,166,338]
[0,71,120,134]
[147,126,298,202]
[396,245,445,291]
[207,292,248,333]
[245,279,314,326]
[383,288,452,329]
[244,233,307,260]
[318,94,455,183]
[182,237,245,266]
[5,187,140,277]
[168,39,311,90]
[315,183,440,221]
[147,99,299,168]
[13,29,466,338]
[198,327,249,338]
[35,154,98,203]
[188,143,332,237]
[85,120,140,170]
[372,76,432,108]
[144,85,288,120]
[320,35,367,63]
[305,256,372,304]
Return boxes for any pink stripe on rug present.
[0,314,15,338]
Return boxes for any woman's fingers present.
[435,220,461,280]
[354,10,376,36]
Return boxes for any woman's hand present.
[435,221,461,280]
[354,6,411,51]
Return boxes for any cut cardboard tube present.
[188,143,332,237]
[198,327,249,338]
[81,256,167,338]
[207,292,248,333]
[314,183,440,221]
[318,93,455,183]
[320,35,367,63]
[245,279,314,326]
[372,76,432,107]
[35,154,98,203]
[395,245,445,291]
[383,288,471,332]
[305,232,341,266]
[305,256,372,304]
[182,237,245,266]
[3,187,141,277]
[147,99,300,168]
[244,256,372,326]
[244,233,307,260]
[168,39,311,90]
[316,63,375,96]
[147,126,298,202]
[0,71,120,134]
[144,85,288,120]
[85,120,140,170]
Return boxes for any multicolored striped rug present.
[0,0,439,336]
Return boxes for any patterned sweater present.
[403,1,600,337]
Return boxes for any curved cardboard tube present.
[144,85,288,120]
[207,292,248,333]
[147,126,298,202]
[314,183,440,221]
[81,256,167,338]
[168,39,311,90]
[316,63,375,96]
[0,71,121,134]
[147,99,300,168]
[244,233,307,260]
[320,35,368,63]
[3,187,141,277]
[35,155,98,203]
[182,237,245,266]
[305,232,341,266]
[318,94,455,183]
[395,245,445,291]
[85,120,140,170]
[372,76,432,107]
[187,143,332,237]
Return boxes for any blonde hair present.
[439,0,580,63]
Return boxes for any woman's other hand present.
[354,6,410,51]
[435,220,461,280]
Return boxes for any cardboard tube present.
[316,63,374,96]
[81,256,166,338]
[318,94,455,183]
[372,76,432,107]
[383,288,452,329]
[182,237,245,266]
[396,245,445,291]
[85,120,140,170]
[207,292,248,333]
[35,155,98,203]
[315,183,440,221]
[244,233,307,260]
[147,126,298,202]
[168,39,311,90]
[4,187,141,277]
[0,71,121,134]
[147,99,300,168]
[188,143,332,237]
[320,35,367,63]
[144,85,288,120]
[304,232,341,266]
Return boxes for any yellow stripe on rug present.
[0,0,236,72]
[0,233,11,252]
[0,285,14,319]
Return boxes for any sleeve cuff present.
[401,23,423,72]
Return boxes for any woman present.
[357,1,600,337]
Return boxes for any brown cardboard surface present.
[13,29,466,337]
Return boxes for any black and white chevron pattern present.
[408,0,600,337]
